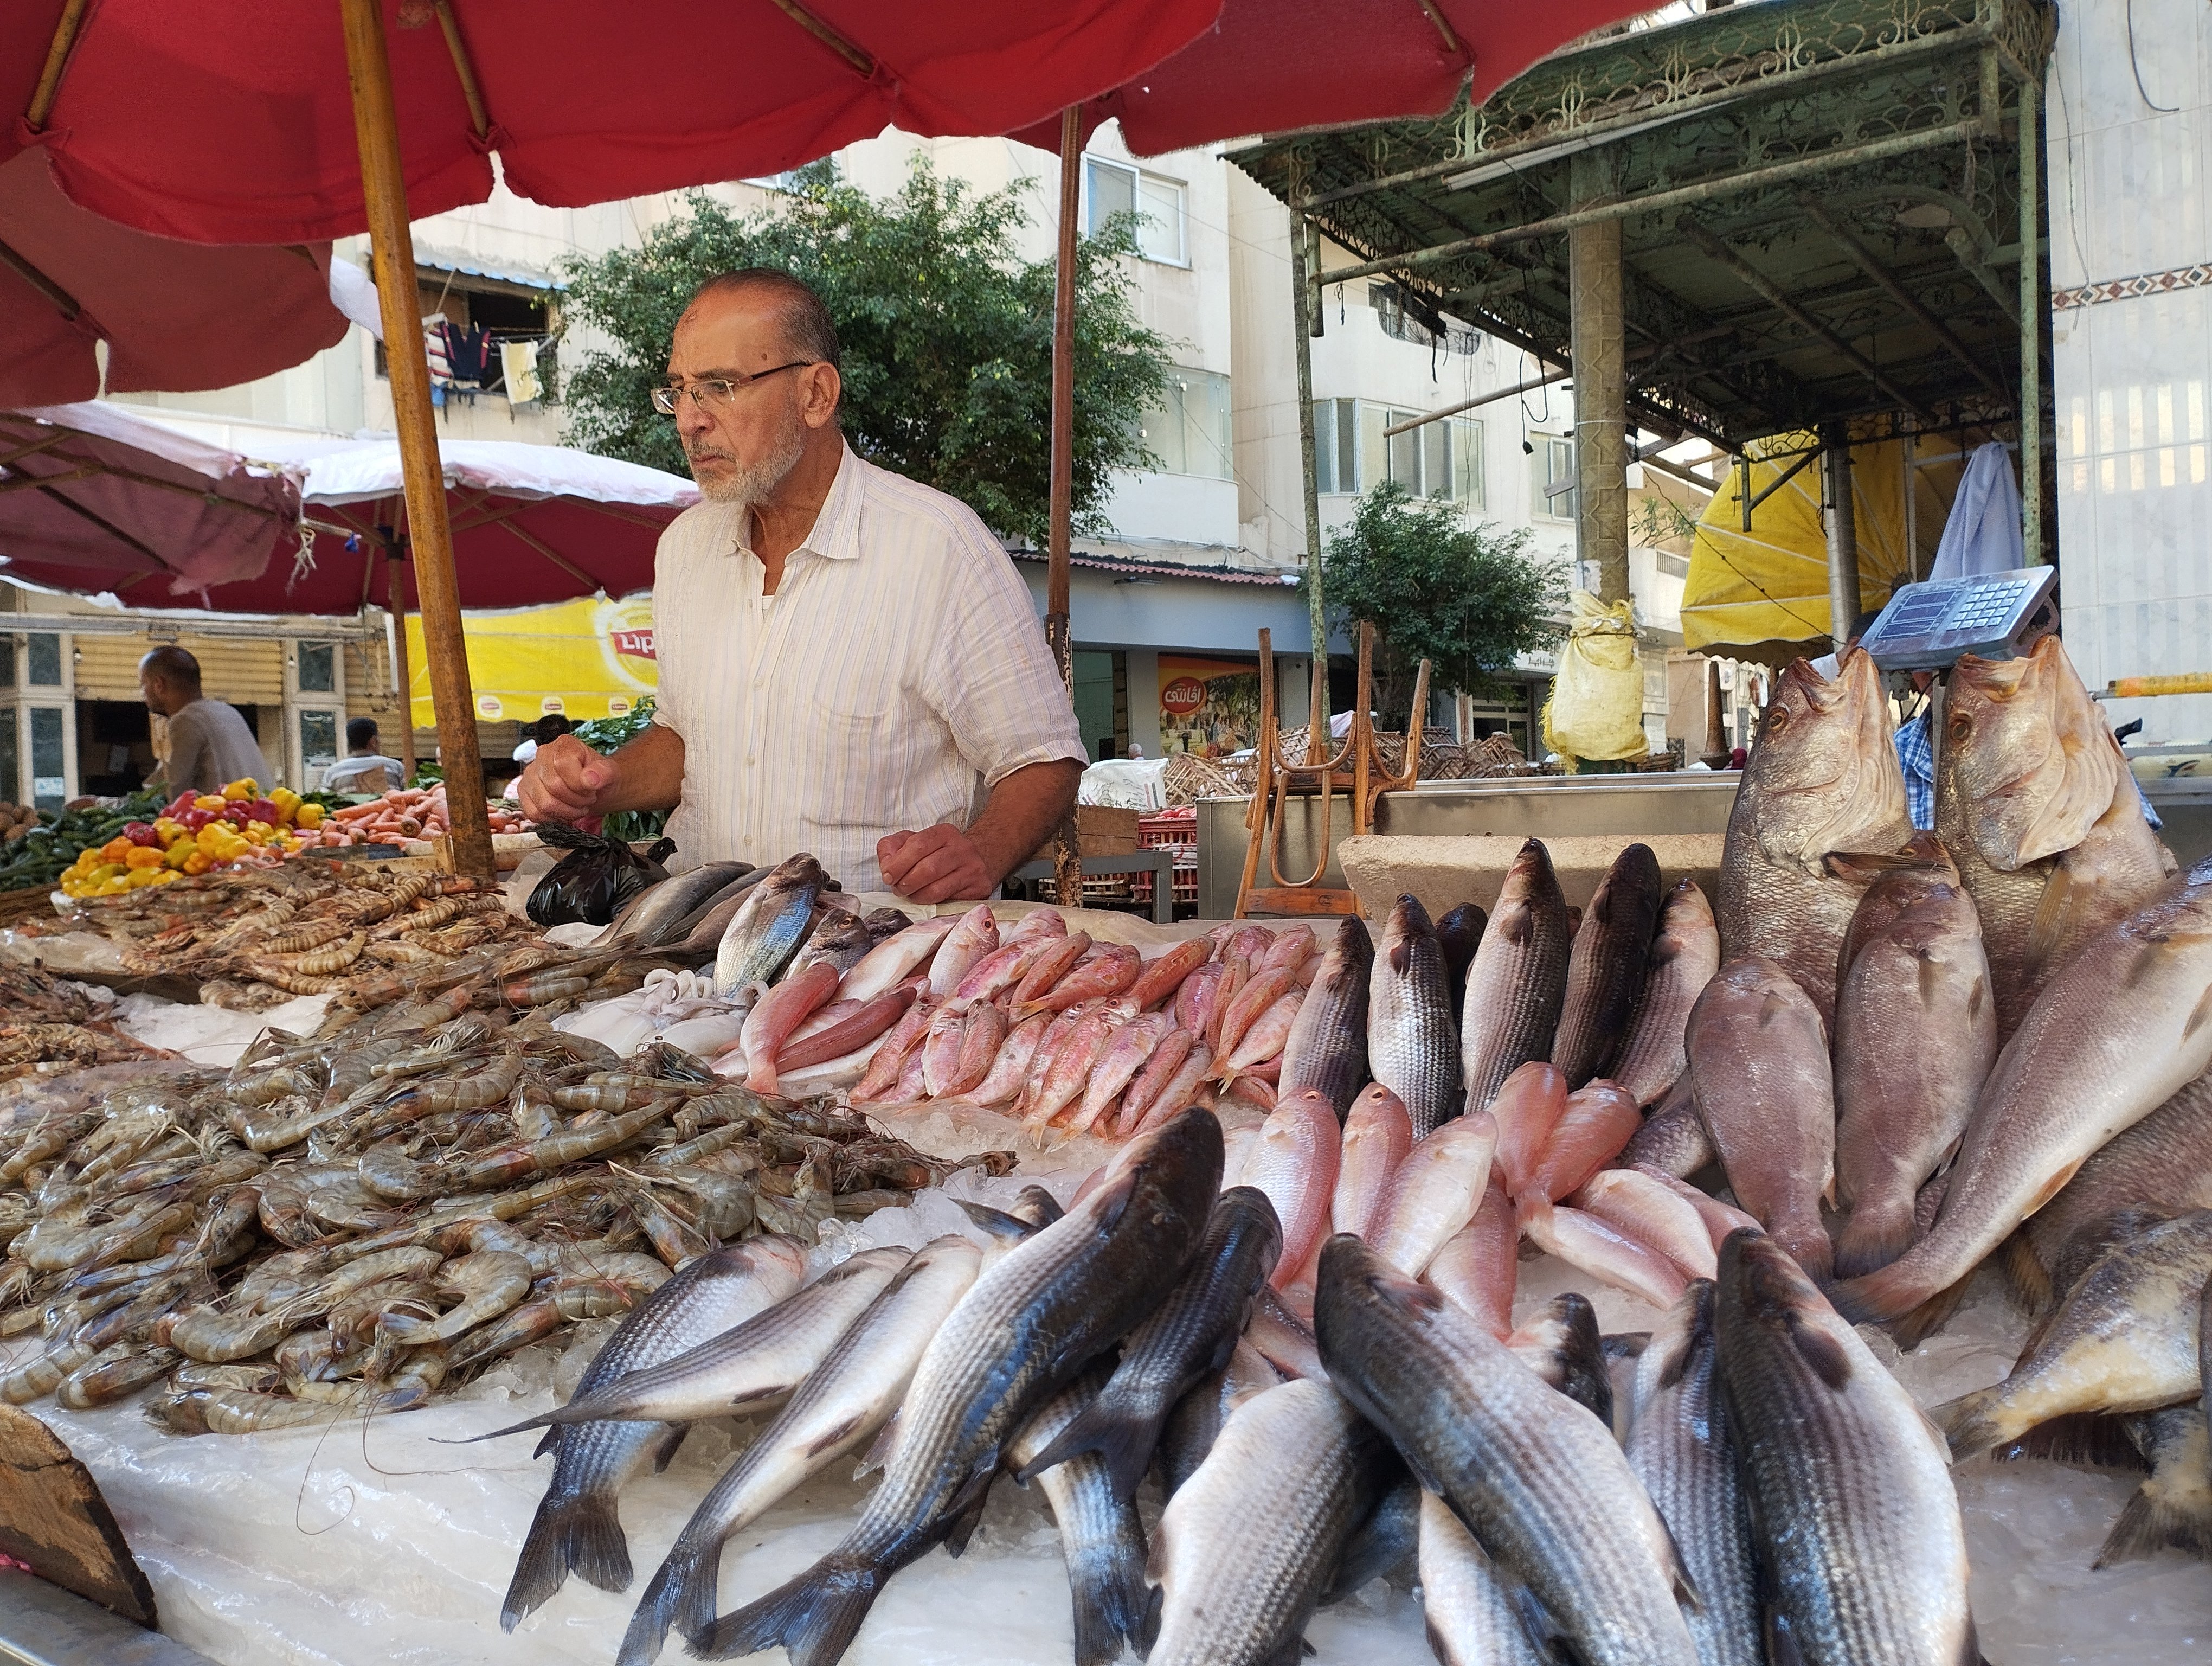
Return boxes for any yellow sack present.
[1542,591,1647,763]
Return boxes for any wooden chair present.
[1233,622,1430,918]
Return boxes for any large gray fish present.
[1612,880,1720,1109]
[498,1235,807,1629]
[1323,1470,1419,1602]
[1715,649,1912,1028]
[1685,960,1835,1280]
[713,853,825,995]
[1005,1366,1155,1666]
[1506,1291,1613,1428]
[1832,873,1997,1279]
[790,907,873,977]
[1935,1210,2212,1460]
[1714,1230,1979,1666]
[1461,840,1572,1111]
[664,869,771,958]
[1627,1282,1760,1666]
[1834,863,2212,1329]
[1418,1486,1545,1666]
[1021,1186,1281,1500]
[485,1248,908,1433]
[1155,1341,1282,1498]
[1368,895,1460,1138]
[1553,843,1664,1088]
[1617,1074,1713,1178]
[598,861,756,949]
[1938,637,2172,1040]
[1145,1378,1389,1666]
[1437,902,1488,1015]
[2099,1403,2212,1567]
[1315,1235,1699,1666]
[698,1108,1223,1666]
[618,1237,981,1666]
[1278,916,1372,1121]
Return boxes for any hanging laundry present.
[422,318,454,382]
[435,319,492,389]
[500,339,543,406]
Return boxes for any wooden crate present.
[1028,806,1141,861]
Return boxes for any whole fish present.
[1553,843,1664,1088]
[1216,989,1302,1085]
[848,994,937,1104]
[1612,879,1720,1109]
[600,861,755,949]
[1237,1091,1339,1289]
[1316,1236,1699,1666]
[1636,1164,1761,1254]
[921,1003,978,1097]
[2098,1402,2212,1568]
[1715,1229,1979,1666]
[1418,1487,1545,1666]
[1011,931,1094,1011]
[1004,1367,1155,1666]
[1133,1039,1216,1138]
[1020,944,1142,1021]
[1686,960,1835,1281]
[1021,1008,1118,1136]
[840,915,959,1004]
[1422,1182,1517,1338]
[1115,1026,1197,1136]
[1506,1291,1613,1425]
[1331,1082,1413,1241]
[699,1110,1222,1666]
[925,904,1000,998]
[1276,915,1372,1120]
[1461,841,1572,1110]
[714,854,825,995]
[1522,1202,1691,1309]
[1935,1209,2212,1459]
[1155,1343,1282,1497]
[740,961,841,1095]
[1370,1113,1498,1277]
[949,937,1051,1008]
[1146,1379,1388,1666]
[498,1236,807,1629]
[1574,1169,1719,1282]
[1004,908,1069,946]
[1369,895,1461,1138]
[1618,1075,1712,1178]
[1435,902,1487,1015]
[957,1011,1051,1108]
[1939,636,2171,1039]
[618,1237,981,1666]
[1835,863,2212,1328]
[667,868,775,953]
[1216,959,1300,1065]
[943,1002,1009,1099]
[1489,1059,1568,1198]
[1127,937,1213,1011]
[774,986,915,1077]
[1715,649,1912,1027]
[1515,1080,1642,1222]
[1260,924,1317,971]
[1832,872,1997,1278]
[1020,1186,1282,1498]
[1627,1282,1760,1666]
[790,908,872,977]
[1070,1012,1172,1135]
[1173,959,1229,1040]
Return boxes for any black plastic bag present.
[526,824,675,927]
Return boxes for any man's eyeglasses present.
[651,361,817,414]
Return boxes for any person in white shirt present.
[518,270,1084,900]
[321,717,406,794]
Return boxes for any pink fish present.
[1015,944,1140,1020]
[1245,1283,1323,1380]
[1134,1039,1216,1138]
[946,1010,1047,1108]
[1207,956,1252,1050]
[1213,963,1297,1062]
[1632,1164,1762,1253]
[1215,988,1302,1084]
[1126,937,1212,1011]
[1257,925,1316,972]
[1240,1088,1341,1288]
[740,961,840,1095]
[1571,1169,1718,1281]
[1515,1080,1642,1223]
[1003,909,1069,947]
[918,1003,973,1098]
[1009,932,1092,1010]
[1070,1013,1172,1135]
[1291,951,1324,990]
[1423,1182,1518,1338]
[1224,924,1276,964]
[1488,1061,1568,1199]
[874,1040,932,1108]
[1218,1078,1277,1119]
[925,904,1000,998]
[773,985,915,1074]
[1371,1113,1500,1276]
[936,1002,1009,1098]
[1018,1000,1097,1114]
[848,994,937,1103]
[1173,960,1227,1037]
[840,915,959,1003]
[1332,1082,1413,1240]
[1519,1201,1688,1309]
[1021,1008,1116,1137]
[1115,1027,1197,1137]
[951,937,1051,1008]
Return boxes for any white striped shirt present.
[651,442,1085,893]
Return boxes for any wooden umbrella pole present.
[339,0,494,877]
[1046,106,1083,913]
[385,543,418,784]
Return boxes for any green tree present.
[1303,482,1568,721]
[559,159,1173,548]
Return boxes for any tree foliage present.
[1304,482,1568,719]
[558,159,1173,548]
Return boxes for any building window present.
[298,708,339,771]
[1373,409,1486,505]
[1140,369,1232,479]
[1312,399,1362,494]
[28,707,64,810]
[0,637,14,689]
[1534,436,1577,520]
[377,268,560,402]
[1369,283,1481,355]
[1086,158,1188,265]
[24,633,60,688]
[297,642,336,694]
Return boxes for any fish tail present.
[502,1491,631,1630]
[1828,1254,1935,1326]
[1019,1398,1161,1504]
[1990,1411,2147,1472]
[2094,1479,2212,1568]
[1833,1199,1917,1280]
[1932,1389,2010,1462]
[1066,1539,1152,1666]
[692,1555,879,1666]
[1892,1272,1973,1349]
[1996,1229,2054,1315]
[619,1541,711,1666]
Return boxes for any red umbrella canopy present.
[18,0,1224,246]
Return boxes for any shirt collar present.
[732,440,864,563]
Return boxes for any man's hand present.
[878,824,999,904]
[518,734,616,825]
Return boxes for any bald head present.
[139,646,201,716]
[666,269,845,506]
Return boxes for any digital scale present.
[1859,566,2059,672]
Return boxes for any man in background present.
[323,717,407,794]
[140,646,264,796]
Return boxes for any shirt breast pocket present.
[800,693,905,830]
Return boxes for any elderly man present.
[518,269,1084,900]
[140,646,265,796]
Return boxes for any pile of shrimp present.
[0,994,1006,1436]
[0,965,158,1075]
[55,858,541,1007]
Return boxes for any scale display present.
[1860,567,2059,672]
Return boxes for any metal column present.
[1289,206,1329,758]
[1824,433,1862,652]
[2018,81,2043,563]
[1568,153,1629,603]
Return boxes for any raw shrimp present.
[376,1250,532,1345]
[57,1343,182,1410]
[452,1097,673,1189]
[376,1046,525,1122]
[4,1339,92,1404]
[446,1297,562,1372]
[169,1304,298,1363]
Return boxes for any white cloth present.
[321,754,403,793]
[511,739,539,764]
[1929,442,2024,581]
[500,340,542,405]
[651,442,1085,893]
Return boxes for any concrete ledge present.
[0,1569,215,1666]
[1339,833,1725,921]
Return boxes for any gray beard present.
[691,420,806,507]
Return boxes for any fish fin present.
[955,1200,1031,1242]
[651,1422,692,1473]
[2187,981,2212,1046]
[1990,1412,2149,1473]
[1764,1604,1810,1666]
[800,1409,869,1460]
[1014,1399,1106,1487]
[694,1554,879,1666]
[2094,1479,2212,1568]
[1657,1513,1703,1613]
[501,1490,631,1630]
[1834,1202,1918,1281]
[1501,1567,1574,1664]
[1959,1618,1994,1666]
[853,1409,901,1481]
[441,1409,556,1446]
[532,1426,561,1459]
[1995,1231,2054,1315]
[1891,1272,1975,1350]
[2022,1157,2088,1221]
[1931,1390,2005,1461]
[1068,1526,1152,1666]
[942,1470,995,1559]
[619,1541,708,1666]
[1787,1317,1854,1391]
[2023,863,2078,982]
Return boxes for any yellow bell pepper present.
[163,843,194,870]
[241,823,269,845]
[271,787,301,821]
[150,868,178,885]
[99,836,134,864]
[124,845,165,870]
[181,851,213,876]
[153,818,185,844]
[194,794,227,812]
[294,802,324,829]
[94,875,131,896]
[222,778,259,801]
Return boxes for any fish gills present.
[1278,915,1373,1120]
[1715,1229,1977,1666]
[1461,842,1572,1111]
[1613,880,1720,1109]
[1553,843,1664,1088]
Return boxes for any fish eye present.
[1949,713,1972,742]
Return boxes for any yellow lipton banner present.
[404,595,657,729]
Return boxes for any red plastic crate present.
[1137,808,1197,848]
